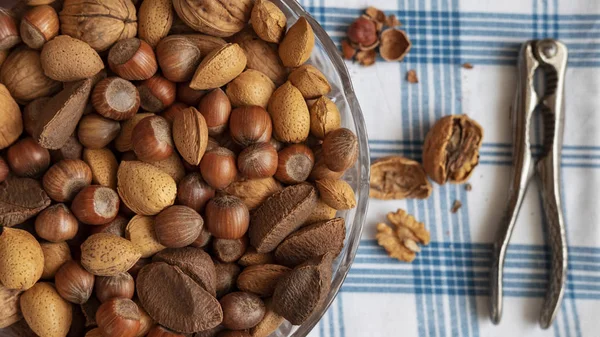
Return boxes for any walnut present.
[376,209,430,262]
[60,0,138,52]
[423,114,483,184]
[173,0,253,37]
[370,156,431,200]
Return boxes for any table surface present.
[299,0,600,336]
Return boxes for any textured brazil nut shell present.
[370,156,432,200]
[40,35,104,82]
[117,161,177,215]
[153,247,216,297]
[60,0,138,52]
[272,252,334,325]
[80,233,141,276]
[136,262,223,333]
[173,0,252,37]
[274,217,345,267]
[0,177,51,227]
[190,43,247,90]
[248,184,318,253]
[0,228,44,291]
[267,81,310,143]
[422,114,483,184]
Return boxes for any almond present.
[83,148,118,189]
[250,0,287,43]
[0,83,22,150]
[0,228,44,291]
[303,198,337,225]
[190,43,247,90]
[117,160,177,215]
[125,215,166,258]
[309,96,341,139]
[40,35,104,82]
[288,65,331,99]
[223,177,282,211]
[138,0,173,48]
[226,69,275,108]
[278,17,314,67]
[250,298,284,337]
[272,253,333,325]
[149,152,186,183]
[316,179,356,210]
[20,283,72,337]
[238,247,275,267]
[182,34,227,56]
[237,264,290,297]
[172,107,209,166]
[80,233,141,276]
[114,112,155,152]
[249,184,318,253]
[275,218,345,266]
[267,81,310,143]
[232,29,287,85]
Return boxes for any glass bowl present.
[270,1,370,336]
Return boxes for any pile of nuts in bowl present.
[0,0,359,336]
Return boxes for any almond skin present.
[125,215,166,258]
[288,65,331,99]
[267,82,310,143]
[83,148,118,189]
[20,282,72,337]
[40,35,104,82]
[117,160,177,215]
[149,152,186,183]
[316,179,357,210]
[172,107,209,166]
[190,43,247,90]
[309,96,341,139]
[250,0,287,43]
[0,228,44,291]
[138,0,173,48]
[278,17,315,67]
[226,69,275,108]
[80,233,142,276]
[237,264,290,297]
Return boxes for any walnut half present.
[423,114,483,184]
[370,156,432,200]
[376,209,430,262]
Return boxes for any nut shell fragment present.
[379,28,411,61]
[423,114,483,184]
[370,156,432,200]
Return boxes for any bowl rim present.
[281,1,371,336]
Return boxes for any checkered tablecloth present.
[299,0,600,336]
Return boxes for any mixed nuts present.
[0,1,360,337]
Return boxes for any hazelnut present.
[219,292,265,330]
[34,203,79,242]
[347,16,378,48]
[212,237,248,263]
[176,81,207,106]
[108,38,158,81]
[199,147,238,190]
[190,227,212,248]
[20,5,59,50]
[156,35,202,82]
[0,9,20,50]
[42,159,93,202]
[205,195,249,239]
[198,88,232,136]
[161,102,188,125]
[95,272,135,303]
[135,299,154,337]
[6,137,51,178]
[177,172,215,213]
[92,77,140,121]
[147,325,186,337]
[0,157,8,183]
[40,241,72,279]
[138,75,176,112]
[131,115,174,162]
[96,298,141,337]
[77,114,122,149]
[229,106,272,147]
[322,128,359,172]
[89,215,129,237]
[275,144,314,184]
[71,185,120,225]
[54,260,95,304]
[237,143,278,179]
[154,205,203,248]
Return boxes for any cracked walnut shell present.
[370,156,431,200]
[376,209,430,262]
[423,114,483,184]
